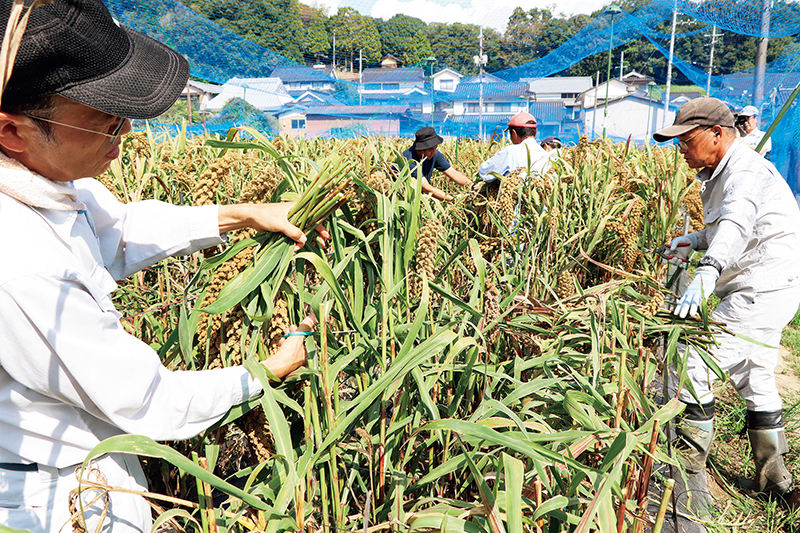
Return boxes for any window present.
[365,84,381,91]
[291,119,306,130]
[494,103,511,113]
[561,93,578,99]
[466,103,480,113]
[410,104,422,112]
[440,80,453,90]
[383,83,400,91]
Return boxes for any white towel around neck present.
[0,150,85,211]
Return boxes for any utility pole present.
[706,25,721,97]
[662,0,677,128]
[359,49,363,106]
[332,31,336,72]
[592,71,599,140]
[619,51,625,79]
[754,0,771,106]
[602,5,621,139]
[473,27,488,141]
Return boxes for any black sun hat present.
[1,0,189,120]
[653,97,734,142]
[412,126,444,151]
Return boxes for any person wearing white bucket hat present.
[0,1,326,531]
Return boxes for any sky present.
[311,0,613,33]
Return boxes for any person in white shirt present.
[0,1,325,531]
[737,105,772,156]
[478,112,552,183]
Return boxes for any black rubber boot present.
[743,410,793,496]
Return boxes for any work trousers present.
[0,453,151,533]
[677,284,800,412]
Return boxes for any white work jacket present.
[478,137,552,182]
[694,140,800,295]
[0,178,262,468]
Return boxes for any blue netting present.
[103,0,800,194]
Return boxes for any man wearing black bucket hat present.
[401,126,470,201]
[652,98,800,505]
[0,1,325,531]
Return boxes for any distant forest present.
[186,0,793,85]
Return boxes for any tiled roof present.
[461,73,504,84]
[205,77,293,111]
[448,82,529,100]
[271,66,335,83]
[361,67,425,84]
[188,80,223,94]
[291,90,343,105]
[523,77,594,94]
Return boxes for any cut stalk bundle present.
[202,149,353,317]
[179,129,355,364]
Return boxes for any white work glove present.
[664,233,698,266]
[673,266,719,318]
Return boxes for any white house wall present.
[434,72,462,91]
[581,81,633,109]
[582,99,676,142]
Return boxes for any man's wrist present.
[698,255,723,275]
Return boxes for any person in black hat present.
[540,136,562,153]
[0,1,326,530]
[401,126,469,201]
[652,97,800,506]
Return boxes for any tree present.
[189,0,305,63]
[330,7,381,70]
[401,33,435,67]
[305,6,331,63]
[427,23,498,76]
[498,7,553,67]
[378,14,432,66]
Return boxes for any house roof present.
[361,89,430,104]
[187,80,223,94]
[669,91,703,103]
[462,73,504,84]
[291,90,343,105]
[205,77,293,111]
[361,67,425,84]
[576,79,634,108]
[620,70,655,83]
[433,68,464,79]
[523,76,594,94]
[271,66,336,83]
[448,82,529,101]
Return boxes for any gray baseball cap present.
[653,97,735,142]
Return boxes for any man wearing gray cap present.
[0,1,324,531]
[653,97,800,498]
[737,105,772,156]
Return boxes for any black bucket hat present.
[1,0,189,119]
[413,126,444,151]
